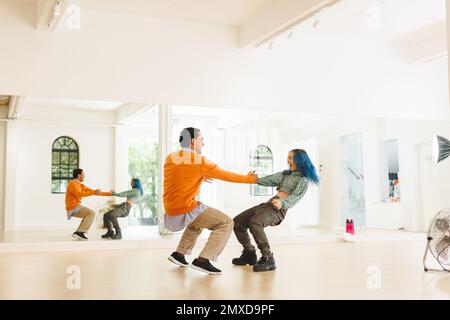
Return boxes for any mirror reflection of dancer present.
[232,149,320,272]
[65,169,112,240]
[102,178,144,240]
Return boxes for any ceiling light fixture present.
[287,28,294,39]
[48,0,67,27]
[312,13,320,28]
[255,0,341,48]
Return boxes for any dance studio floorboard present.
[0,227,424,252]
[1,235,449,299]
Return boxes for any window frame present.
[51,136,79,194]
[250,144,274,196]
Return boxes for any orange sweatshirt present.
[65,180,111,211]
[163,150,257,215]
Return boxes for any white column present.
[114,125,129,228]
[4,120,19,231]
[114,125,129,192]
[157,105,172,235]
[0,122,6,231]
[447,0,450,105]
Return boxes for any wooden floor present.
[1,238,449,299]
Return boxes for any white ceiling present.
[13,0,446,40]
[23,97,124,111]
[9,0,447,115]
[275,0,447,43]
[59,0,273,27]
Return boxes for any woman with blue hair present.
[232,149,319,272]
[102,178,144,240]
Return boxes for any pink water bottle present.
[346,219,355,235]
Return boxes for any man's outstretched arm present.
[200,157,258,183]
[81,185,112,197]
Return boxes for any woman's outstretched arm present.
[113,189,140,198]
[257,172,284,187]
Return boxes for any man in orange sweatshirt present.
[164,127,258,275]
[65,168,112,240]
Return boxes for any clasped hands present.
[201,171,282,209]
[94,189,113,196]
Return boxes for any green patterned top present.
[112,188,142,203]
[258,171,309,209]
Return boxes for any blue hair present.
[131,178,144,195]
[283,149,320,185]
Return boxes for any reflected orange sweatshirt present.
[163,150,257,215]
[65,180,111,211]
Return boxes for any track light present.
[287,28,294,39]
[312,13,320,28]
[48,0,67,27]
[254,0,341,49]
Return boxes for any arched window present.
[250,145,273,196]
[51,136,79,194]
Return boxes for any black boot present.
[111,230,122,240]
[101,230,115,239]
[232,249,257,266]
[253,254,276,272]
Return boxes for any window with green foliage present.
[52,136,79,194]
[250,145,274,196]
[128,139,159,225]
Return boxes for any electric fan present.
[423,208,450,272]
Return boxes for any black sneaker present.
[101,230,115,239]
[232,249,257,266]
[191,258,222,275]
[253,255,276,272]
[111,230,122,240]
[168,252,189,267]
[72,232,88,240]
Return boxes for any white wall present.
[447,0,450,103]
[377,118,450,231]
[275,115,450,232]
[218,119,282,218]
[279,116,381,229]
[0,0,240,108]
[0,121,6,230]
[8,106,115,230]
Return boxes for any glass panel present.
[61,166,71,178]
[52,152,60,165]
[340,133,366,227]
[379,139,400,202]
[51,180,60,193]
[61,152,69,165]
[52,137,78,193]
[51,165,59,176]
[57,138,65,147]
[126,106,159,226]
[68,141,78,150]
[69,153,78,165]
[251,145,273,196]
[69,166,78,175]
[60,180,69,193]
